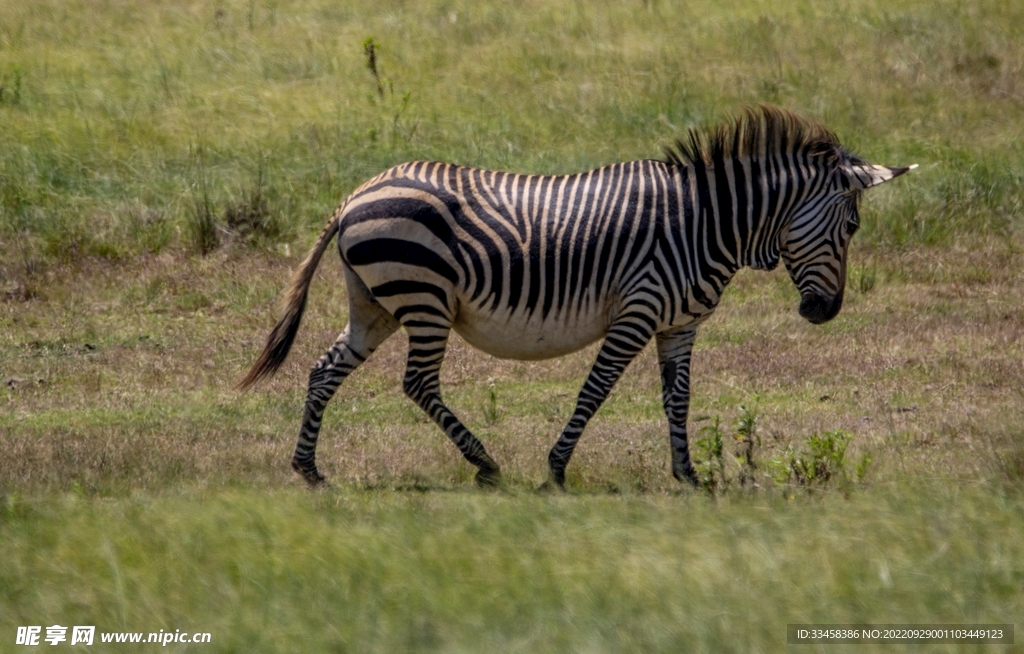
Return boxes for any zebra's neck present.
[681,153,804,274]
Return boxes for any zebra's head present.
[781,156,915,324]
[663,106,915,325]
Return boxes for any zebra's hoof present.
[673,467,700,488]
[538,476,566,493]
[475,466,502,488]
[292,458,328,488]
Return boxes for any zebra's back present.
[337,159,676,360]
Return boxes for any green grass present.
[1,0,1023,263]
[3,486,1022,653]
[2,0,1024,651]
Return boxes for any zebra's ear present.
[846,163,918,190]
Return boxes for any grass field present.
[2,0,1023,651]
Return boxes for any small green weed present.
[735,404,760,488]
[777,429,852,487]
[362,37,418,147]
[855,452,873,483]
[851,262,877,294]
[692,403,760,493]
[482,377,501,425]
[694,416,726,493]
[694,407,865,493]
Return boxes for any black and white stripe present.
[240,105,913,488]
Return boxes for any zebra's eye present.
[846,219,859,236]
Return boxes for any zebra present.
[239,105,913,489]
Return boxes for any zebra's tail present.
[236,211,341,390]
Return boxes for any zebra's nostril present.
[799,292,843,324]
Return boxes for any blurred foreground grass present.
[2,484,1022,653]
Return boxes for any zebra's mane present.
[662,105,843,169]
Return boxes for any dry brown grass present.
[2,237,1022,494]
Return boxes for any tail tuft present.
[237,212,340,390]
[236,294,308,390]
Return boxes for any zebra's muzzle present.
[799,290,843,324]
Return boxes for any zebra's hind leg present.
[292,279,398,486]
[544,321,654,490]
[656,326,699,487]
[401,323,501,487]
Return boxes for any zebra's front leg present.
[656,326,699,486]
[544,322,654,490]
[402,325,501,487]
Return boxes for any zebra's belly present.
[452,304,609,360]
